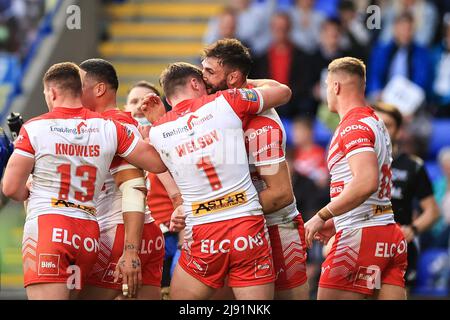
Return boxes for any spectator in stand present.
[425,147,450,249]
[203,7,237,44]
[379,0,438,47]
[431,13,450,118]
[291,117,329,192]
[338,0,371,61]
[289,0,325,54]
[251,12,314,118]
[309,18,348,113]
[203,0,275,53]
[367,12,431,100]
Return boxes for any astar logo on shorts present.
[38,254,60,276]
[102,263,117,284]
[187,257,208,277]
[192,190,247,216]
[254,256,273,279]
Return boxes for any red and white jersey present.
[96,109,153,231]
[327,106,395,232]
[149,88,265,227]
[14,107,139,222]
[244,108,299,227]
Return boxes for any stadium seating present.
[414,248,450,297]
[100,0,226,106]
[428,119,450,160]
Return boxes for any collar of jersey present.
[173,99,194,115]
[340,106,373,124]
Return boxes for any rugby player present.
[200,39,309,300]
[125,80,184,298]
[373,102,439,290]
[2,62,166,300]
[304,57,408,300]
[76,59,164,300]
[144,62,291,300]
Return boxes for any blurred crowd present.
[205,0,450,296]
[0,0,45,57]
[0,0,46,85]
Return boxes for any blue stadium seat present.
[281,117,333,149]
[428,119,450,160]
[0,54,20,84]
[414,249,450,297]
[313,119,333,148]
[425,161,443,184]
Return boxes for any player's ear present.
[191,77,202,92]
[50,87,57,101]
[334,81,340,95]
[227,70,239,87]
[96,82,107,97]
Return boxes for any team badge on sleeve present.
[238,88,258,102]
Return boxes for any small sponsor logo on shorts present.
[38,254,60,276]
[255,256,273,279]
[353,266,381,289]
[191,190,247,216]
[102,263,117,284]
[187,258,208,277]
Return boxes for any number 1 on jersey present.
[196,156,222,191]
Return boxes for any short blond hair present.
[328,57,366,82]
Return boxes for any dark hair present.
[373,102,403,129]
[321,17,342,31]
[79,58,119,91]
[272,11,292,30]
[128,80,161,97]
[202,38,253,76]
[293,116,314,130]
[395,11,414,24]
[159,62,203,99]
[339,0,355,12]
[43,62,82,97]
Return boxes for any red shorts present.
[268,215,308,291]
[319,224,407,296]
[22,214,100,289]
[86,222,164,290]
[179,215,275,289]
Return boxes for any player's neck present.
[55,97,83,109]
[336,96,367,119]
[95,100,117,113]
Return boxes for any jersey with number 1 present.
[149,88,265,227]
[14,107,139,222]
[327,106,395,232]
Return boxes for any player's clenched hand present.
[114,247,142,298]
[169,205,186,232]
[304,214,325,249]
[314,219,336,245]
[138,93,164,121]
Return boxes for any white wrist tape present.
[119,177,146,213]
